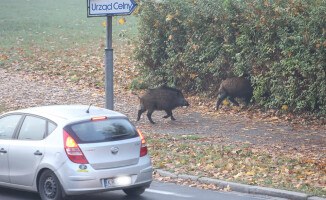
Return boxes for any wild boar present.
[216,77,253,110]
[137,86,189,124]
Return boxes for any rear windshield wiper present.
[110,133,130,138]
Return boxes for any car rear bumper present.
[55,155,152,195]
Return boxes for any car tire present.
[39,170,65,200]
[123,187,146,196]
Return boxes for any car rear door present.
[65,118,141,170]
[0,142,10,183]
[8,115,46,186]
[0,114,22,183]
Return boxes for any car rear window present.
[64,118,138,143]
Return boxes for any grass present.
[0,0,139,52]
[146,133,326,198]
[0,102,5,114]
[0,0,139,87]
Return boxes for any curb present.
[155,169,326,200]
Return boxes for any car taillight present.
[63,130,88,164]
[136,128,148,157]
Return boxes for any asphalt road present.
[0,181,287,200]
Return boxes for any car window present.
[65,118,138,143]
[0,115,22,139]
[18,116,46,140]
[48,121,57,135]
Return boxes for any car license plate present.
[104,176,132,188]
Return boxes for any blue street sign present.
[88,0,137,17]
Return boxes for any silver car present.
[0,105,152,200]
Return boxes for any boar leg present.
[146,109,155,124]
[216,94,227,110]
[169,111,176,121]
[228,97,239,106]
[163,110,175,120]
[137,108,146,121]
[244,95,251,106]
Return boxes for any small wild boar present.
[216,77,253,110]
[137,86,189,124]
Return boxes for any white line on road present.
[146,189,192,198]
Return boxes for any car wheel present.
[123,187,146,196]
[39,170,64,200]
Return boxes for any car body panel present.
[79,138,141,170]
[56,155,152,195]
[8,139,45,186]
[8,105,126,124]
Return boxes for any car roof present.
[7,105,126,122]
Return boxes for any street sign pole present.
[87,0,137,110]
[105,16,114,110]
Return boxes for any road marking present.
[146,189,192,198]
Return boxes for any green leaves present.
[135,0,326,116]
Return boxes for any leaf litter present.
[0,39,325,197]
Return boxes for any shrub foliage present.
[134,0,326,116]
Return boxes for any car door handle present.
[0,148,7,153]
[34,150,43,156]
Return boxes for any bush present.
[134,0,326,116]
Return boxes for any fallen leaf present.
[1,55,7,60]
[246,171,255,176]
[166,14,173,21]
[118,18,126,25]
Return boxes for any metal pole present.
[105,16,114,110]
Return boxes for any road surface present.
[0,181,287,200]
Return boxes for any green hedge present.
[134,0,326,116]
